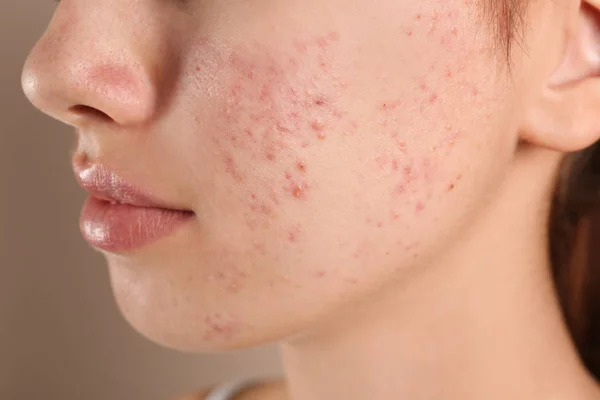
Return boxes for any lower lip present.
[80,197,194,253]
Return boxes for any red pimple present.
[225,156,243,181]
[250,203,272,215]
[297,161,306,172]
[292,183,308,198]
[311,120,325,132]
[317,270,326,278]
[317,132,326,140]
[448,183,456,192]
[429,93,439,103]
[416,202,425,213]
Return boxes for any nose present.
[21,1,169,128]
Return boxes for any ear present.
[521,2,600,152]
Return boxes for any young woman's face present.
[23,0,526,350]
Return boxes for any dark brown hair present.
[552,145,600,378]
[486,0,600,380]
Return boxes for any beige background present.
[1,2,282,399]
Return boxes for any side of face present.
[23,0,530,350]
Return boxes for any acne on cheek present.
[371,6,477,225]
[200,31,351,243]
[201,312,242,342]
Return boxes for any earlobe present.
[521,2,600,153]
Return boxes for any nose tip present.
[20,4,161,129]
[22,51,158,127]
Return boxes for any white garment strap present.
[205,379,258,400]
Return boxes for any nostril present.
[69,105,113,123]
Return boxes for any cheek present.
[181,4,495,279]
[199,33,356,237]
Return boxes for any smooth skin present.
[21,0,600,399]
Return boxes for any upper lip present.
[73,161,183,210]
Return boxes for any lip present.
[73,162,194,253]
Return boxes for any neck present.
[279,147,599,400]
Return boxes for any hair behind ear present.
[551,142,600,379]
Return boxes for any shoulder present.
[172,379,286,400]
[172,388,212,400]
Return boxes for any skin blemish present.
[429,93,439,103]
[404,166,413,181]
[297,161,306,172]
[203,313,239,341]
[381,101,399,110]
[316,270,326,278]
[288,224,301,242]
[416,201,425,213]
[311,120,325,132]
[291,182,309,198]
[314,97,326,106]
[448,130,461,147]
[285,172,310,199]
[448,183,456,192]
[224,155,244,182]
[250,203,273,215]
